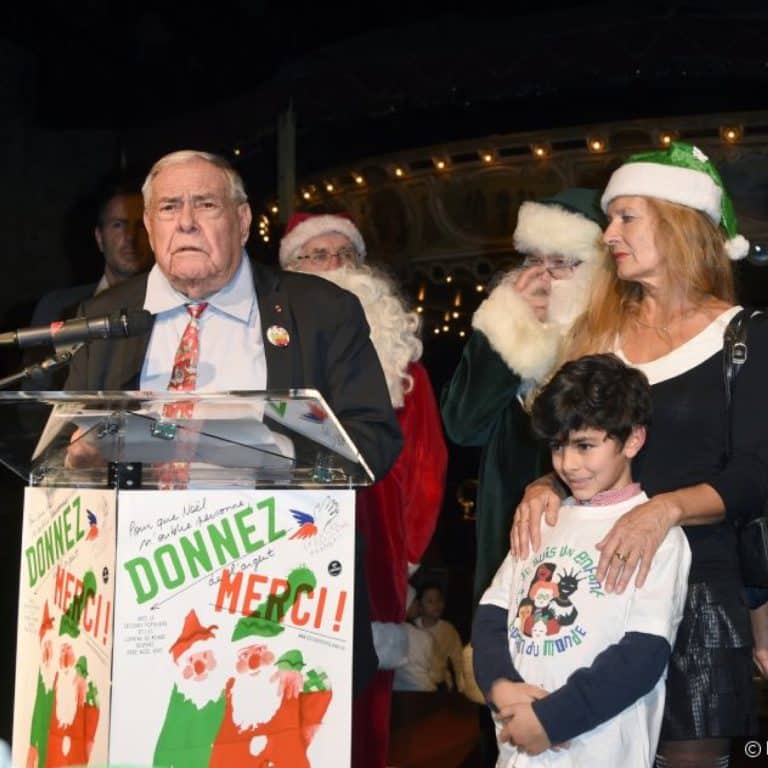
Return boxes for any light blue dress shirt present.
[140,254,267,391]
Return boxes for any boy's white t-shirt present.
[480,492,691,768]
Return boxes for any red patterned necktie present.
[159,302,208,488]
[164,302,208,418]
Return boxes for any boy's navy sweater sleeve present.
[471,603,522,696]
[531,631,670,745]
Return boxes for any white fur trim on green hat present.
[601,163,721,223]
[514,202,604,266]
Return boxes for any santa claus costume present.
[281,213,448,768]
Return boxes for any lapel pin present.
[267,325,291,347]
[274,303,283,313]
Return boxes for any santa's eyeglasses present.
[295,246,358,264]
[522,255,581,279]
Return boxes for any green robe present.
[29,671,54,768]
[153,683,226,768]
[441,330,549,603]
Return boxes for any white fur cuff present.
[472,281,561,382]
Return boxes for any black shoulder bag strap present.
[723,308,752,457]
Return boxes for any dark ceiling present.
[5,2,768,195]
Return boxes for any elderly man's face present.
[144,159,252,300]
[292,233,357,273]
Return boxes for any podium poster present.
[12,487,116,768]
[109,488,355,768]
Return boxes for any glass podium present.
[8,390,362,768]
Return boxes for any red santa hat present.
[169,610,218,663]
[39,600,54,641]
[279,212,366,268]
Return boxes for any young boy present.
[471,353,691,767]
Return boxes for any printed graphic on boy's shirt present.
[510,547,606,655]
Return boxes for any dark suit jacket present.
[63,259,403,482]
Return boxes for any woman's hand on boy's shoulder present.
[595,494,679,594]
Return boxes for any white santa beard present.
[230,666,283,731]
[40,654,56,692]
[547,264,595,329]
[56,668,78,727]
[175,663,228,709]
[314,265,421,408]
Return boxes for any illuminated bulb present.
[354,175,364,184]
[270,205,278,214]
[720,126,743,144]
[263,236,270,242]
[436,160,446,170]
[535,146,546,157]
[395,167,404,177]
[591,139,604,151]
[233,148,241,156]
[482,153,493,163]
[326,183,334,192]
[661,134,673,146]
[475,284,484,292]
[416,306,424,313]
[442,324,449,332]
[452,311,459,319]
[459,331,466,337]
[446,275,453,283]
[303,191,311,200]
[434,328,440,335]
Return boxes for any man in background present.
[31,179,153,326]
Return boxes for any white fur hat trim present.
[601,162,722,223]
[514,202,603,265]
[279,215,366,267]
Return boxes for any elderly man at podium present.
[62,149,404,701]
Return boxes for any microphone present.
[0,309,154,349]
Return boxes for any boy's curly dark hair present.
[531,353,652,447]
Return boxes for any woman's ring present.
[614,551,628,562]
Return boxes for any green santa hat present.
[231,566,317,642]
[601,141,750,261]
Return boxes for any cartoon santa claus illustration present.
[26,601,56,768]
[209,614,332,768]
[44,642,99,767]
[153,609,227,768]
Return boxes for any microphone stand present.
[0,346,81,390]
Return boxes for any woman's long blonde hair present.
[565,196,735,360]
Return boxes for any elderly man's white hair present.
[142,150,249,209]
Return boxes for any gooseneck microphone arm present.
[0,346,82,390]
